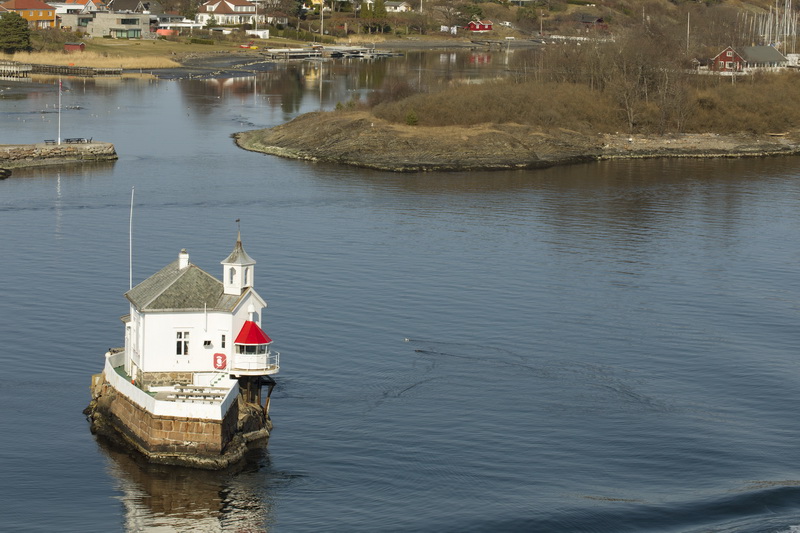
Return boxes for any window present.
[727,50,733,57]
[244,267,249,285]
[236,344,267,354]
[726,61,734,69]
[120,18,138,24]
[176,331,189,355]
[229,267,236,284]
[221,334,226,348]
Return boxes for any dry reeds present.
[11,50,180,69]
[370,70,800,135]
[372,80,622,133]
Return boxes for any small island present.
[235,111,800,172]
[231,2,800,173]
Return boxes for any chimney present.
[178,249,190,269]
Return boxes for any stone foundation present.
[140,371,194,390]
[86,378,271,469]
[0,142,118,169]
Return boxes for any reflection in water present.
[97,437,279,532]
[3,49,541,141]
[6,160,117,181]
[301,155,800,274]
[176,49,541,118]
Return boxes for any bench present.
[44,139,56,145]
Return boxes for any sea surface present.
[2,52,800,532]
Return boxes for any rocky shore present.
[0,141,118,169]
[234,111,800,172]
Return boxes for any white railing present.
[230,350,280,374]
[103,351,238,421]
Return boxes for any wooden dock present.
[0,61,32,77]
[0,60,121,77]
[263,48,323,60]
[31,64,122,77]
[261,46,400,60]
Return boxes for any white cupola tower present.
[221,230,256,296]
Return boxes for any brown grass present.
[12,50,180,69]
[368,70,800,135]
[371,80,622,132]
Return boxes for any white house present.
[385,1,410,12]
[123,232,278,388]
[196,0,257,26]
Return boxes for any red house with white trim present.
[710,46,745,72]
[466,19,492,33]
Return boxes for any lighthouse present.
[87,231,280,469]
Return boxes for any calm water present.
[2,54,800,532]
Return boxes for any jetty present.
[32,64,122,77]
[0,60,32,78]
[262,46,400,60]
[0,141,118,169]
[0,60,120,78]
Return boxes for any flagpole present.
[129,186,135,290]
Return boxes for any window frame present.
[176,331,190,355]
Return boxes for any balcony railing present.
[230,350,280,375]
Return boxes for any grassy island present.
[236,22,800,172]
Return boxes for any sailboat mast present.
[57,78,62,145]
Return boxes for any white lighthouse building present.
[87,232,280,469]
[123,232,278,387]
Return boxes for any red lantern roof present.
[234,320,272,345]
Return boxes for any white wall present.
[104,351,238,420]
[126,289,267,374]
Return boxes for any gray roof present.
[221,233,255,266]
[742,46,787,64]
[126,259,243,312]
[107,0,163,12]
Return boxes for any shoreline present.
[234,111,800,172]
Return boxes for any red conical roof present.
[234,320,272,345]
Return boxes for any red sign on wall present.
[213,353,227,370]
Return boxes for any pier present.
[262,46,400,60]
[31,64,122,76]
[0,60,32,77]
[0,61,120,77]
